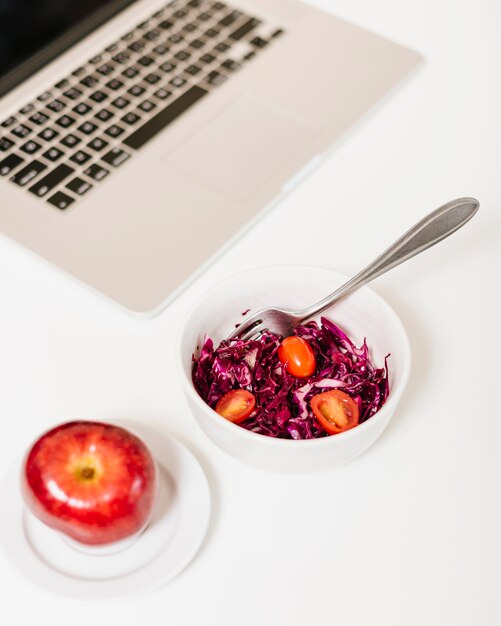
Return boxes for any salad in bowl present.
[178,265,410,472]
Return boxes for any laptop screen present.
[0,0,137,96]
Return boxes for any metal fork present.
[227,197,479,341]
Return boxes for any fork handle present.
[297,197,479,321]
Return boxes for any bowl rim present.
[177,264,411,447]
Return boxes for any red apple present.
[22,421,158,546]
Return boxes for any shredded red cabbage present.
[192,317,390,439]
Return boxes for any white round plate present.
[0,423,210,600]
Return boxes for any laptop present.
[0,0,419,315]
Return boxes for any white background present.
[1,0,500,624]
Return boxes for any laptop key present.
[200,53,215,64]
[12,124,32,138]
[160,61,177,73]
[38,128,59,141]
[144,73,161,85]
[63,87,82,100]
[66,177,93,195]
[56,115,76,128]
[230,18,260,41]
[28,163,74,197]
[29,112,50,126]
[144,30,160,41]
[221,59,241,72]
[37,90,53,102]
[128,85,145,97]
[80,75,99,88]
[197,12,212,23]
[121,112,141,125]
[84,163,110,181]
[250,36,268,48]
[122,66,140,79]
[112,97,130,110]
[43,147,65,162]
[90,90,108,103]
[20,140,41,155]
[138,56,154,67]
[175,50,191,61]
[73,102,93,115]
[47,99,66,112]
[11,160,47,186]
[183,22,198,33]
[153,88,172,100]
[0,137,15,152]
[153,44,169,56]
[20,103,35,115]
[101,148,131,167]
[96,63,115,75]
[54,78,70,90]
[206,70,227,86]
[204,28,220,38]
[88,137,109,152]
[61,133,81,148]
[124,85,208,150]
[96,109,114,122]
[70,150,92,165]
[128,40,145,53]
[105,124,125,138]
[214,41,230,52]
[0,153,24,176]
[138,100,156,113]
[1,116,17,128]
[78,121,98,135]
[219,11,241,27]
[169,76,187,88]
[106,78,123,91]
[47,191,75,210]
[167,33,184,45]
[112,52,130,64]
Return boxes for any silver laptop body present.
[0,0,419,314]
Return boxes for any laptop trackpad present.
[163,94,317,201]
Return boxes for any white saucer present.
[0,423,210,599]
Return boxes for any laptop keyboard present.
[0,0,284,210]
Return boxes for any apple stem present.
[80,467,95,480]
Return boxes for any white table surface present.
[1,0,500,623]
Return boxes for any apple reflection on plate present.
[21,421,159,553]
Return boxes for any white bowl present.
[178,265,411,473]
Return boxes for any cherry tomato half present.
[278,336,316,378]
[310,390,360,435]
[215,389,256,424]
